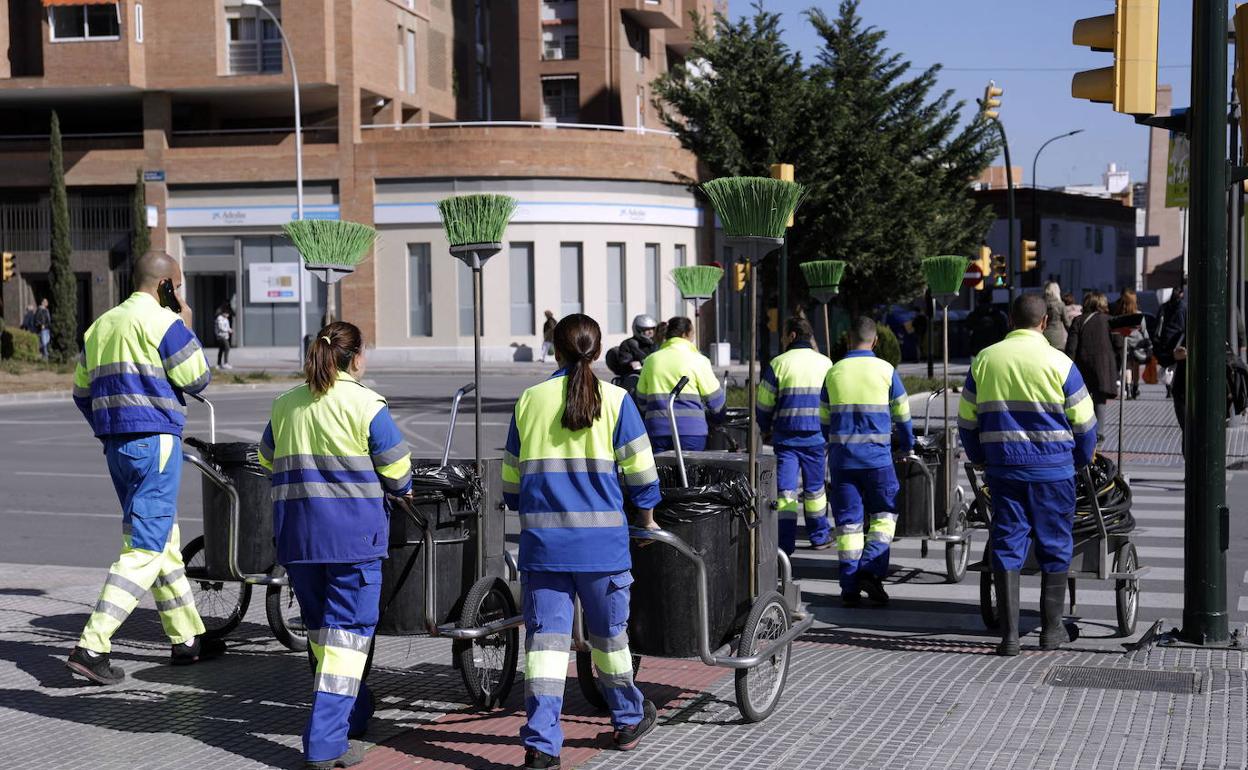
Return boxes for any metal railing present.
[0,195,132,252]
[361,119,677,137]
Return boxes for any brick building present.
[0,0,721,360]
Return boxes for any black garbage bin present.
[894,426,957,538]
[627,464,749,658]
[197,441,275,577]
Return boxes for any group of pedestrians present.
[19,298,52,359]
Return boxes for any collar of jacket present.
[129,291,163,310]
[661,337,696,352]
[787,340,814,352]
[1006,329,1046,342]
[843,349,875,358]
[549,367,569,379]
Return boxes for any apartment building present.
[0,0,718,360]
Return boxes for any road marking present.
[802,580,1180,608]
[1,509,202,523]
[13,471,110,479]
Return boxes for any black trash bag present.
[410,461,478,496]
[650,463,753,523]
[187,438,265,473]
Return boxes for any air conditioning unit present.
[545,48,564,60]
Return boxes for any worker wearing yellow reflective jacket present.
[636,317,726,453]
[758,317,835,554]
[503,314,662,770]
[821,317,914,607]
[959,295,1096,657]
[66,251,222,687]
[258,322,412,769]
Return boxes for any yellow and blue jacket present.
[502,370,662,572]
[757,341,834,447]
[73,292,211,437]
[635,337,726,439]
[958,329,1097,481]
[820,350,913,468]
[258,372,412,564]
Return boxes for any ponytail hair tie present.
[321,336,332,345]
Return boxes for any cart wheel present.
[979,570,999,630]
[1114,543,1140,637]
[944,505,971,584]
[575,650,643,712]
[457,576,519,710]
[734,591,792,723]
[181,535,250,639]
[265,565,308,652]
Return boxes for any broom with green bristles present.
[800,259,847,351]
[283,219,379,323]
[921,254,971,499]
[671,264,724,348]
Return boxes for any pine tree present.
[48,111,77,361]
[132,169,149,260]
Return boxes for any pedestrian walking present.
[820,317,914,607]
[540,310,557,363]
[1062,293,1082,326]
[33,298,51,359]
[1043,281,1069,350]
[1065,291,1120,443]
[65,251,219,686]
[19,302,35,333]
[757,317,834,554]
[1111,289,1150,399]
[257,321,412,769]
[502,314,661,769]
[636,316,726,452]
[214,304,234,369]
[959,294,1097,656]
[1155,286,1187,443]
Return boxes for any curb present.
[0,381,296,407]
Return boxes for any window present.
[1048,223,1060,248]
[542,24,578,60]
[510,243,535,335]
[541,76,579,123]
[624,17,648,72]
[672,245,687,316]
[227,2,282,75]
[645,243,660,319]
[134,3,143,42]
[49,3,120,41]
[1094,227,1104,255]
[1084,226,1092,249]
[458,261,483,336]
[607,243,627,333]
[408,244,432,336]
[560,243,583,316]
[405,29,417,94]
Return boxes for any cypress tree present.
[48,111,77,361]
[132,168,149,260]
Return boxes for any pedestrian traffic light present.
[734,262,750,292]
[1071,0,1159,115]
[991,253,1008,286]
[1021,240,1038,272]
[770,163,796,227]
[981,81,1003,120]
[1,252,13,282]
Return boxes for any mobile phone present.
[158,279,182,314]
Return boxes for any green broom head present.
[922,254,970,297]
[283,219,378,267]
[437,193,518,247]
[800,260,846,292]
[701,176,805,239]
[671,265,724,300]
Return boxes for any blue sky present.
[739,1,1195,188]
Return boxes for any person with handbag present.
[1112,289,1151,399]
[1065,291,1120,444]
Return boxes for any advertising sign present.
[249,262,300,304]
[1165,107,1190,209]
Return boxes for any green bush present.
[1,328,41,362]
[830,322,901,367]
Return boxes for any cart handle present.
[185,390,215,444]
[182,451,283,586]
[668,376,691,487]
[923,388,944,436]
[441,382,476,468]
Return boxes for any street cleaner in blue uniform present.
[258,321,412,769]
[502,313,662,770]
[758,317,835,554]
[820,317,914,606]
[636,316,726,452]
[67,250,221,685]
[959,294,1096,656]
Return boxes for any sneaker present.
[810,540,833,551]
[614,700,658,751]
[859,574,890,606]
[66,647,125,686]
[171,636,227,666]
[522,748,560,769]
[306,741,367,769]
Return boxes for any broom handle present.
[747,245,759,601]
[943,303,951,504]
[324,269,335,323]
[823,302,831,355]
[473,264,484,580]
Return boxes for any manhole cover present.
[1044,666,1201,694]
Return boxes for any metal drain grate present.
[1044,666,1201,694]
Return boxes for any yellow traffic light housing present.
[770,163,796,227]
[981,82,1003,120]
[1,252,13,283]
[1021,240,1038,272]
[1071,0,1159,115]
[734,262,750,292]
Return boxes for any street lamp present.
[1030,129,1083,282]
[241,0,306,354]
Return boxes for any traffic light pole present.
[992,118,1018,304]
[1182,0,1230,646]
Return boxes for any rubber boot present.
[994,571,1020,657]
[1039,572,1074,650]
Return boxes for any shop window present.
[645,243,660,319]
[510,243,535,335]
[672,244,687,316]
[49,3,120,41]
[408,243,432,337]
[607,243,627,333]
[560,242,583,316]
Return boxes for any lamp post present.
[242,0,306,354]
[1030,129,1083,281]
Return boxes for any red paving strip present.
[363,656,730,769]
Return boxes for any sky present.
[736,0,1196,189]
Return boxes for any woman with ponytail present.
[257,321,412,769]
[501,314,662,769]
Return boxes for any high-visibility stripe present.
[521,458,617,475]
[828,433,890,444]
[182,369,211,393]
[978,400,1065,414]
[92,599,131,621]
[644,407,706,420]
[822,404,889,414]
[520,510,623,529]
[92,361,166,379]
[596,670,635,689]
[272,481,383,500]
[313,672,361,698]
[161,340,201,371]
[1064,386,1090,408]
[527,632,571,652]
[623,467,659,487]
[588,631,629,653]
[526,677,568,697]
[371,444,409,467]
[158,433,174,473]
[155,592,194,613]
[957,416,978,430]
[777,386,823,397]
[980,430,1073,444]
[155,567,186,588]
[614,435,649,462]
[318,627,373,654]
[525,649,570,681]
[91,393,185,413]
[776,407,822,419]
[1070,418,1096,434]
[273,455,375,473]
[591,646,634,676]
[103,571,146,600]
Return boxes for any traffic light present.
[767,307,779,333]
[734,262,750,292]
[991,253,1008,286]
[981,81,1003,120]
[1,252,13,282]
[1071,0,1159,115]
[770,163,795,227]
[1021,240,1038,272]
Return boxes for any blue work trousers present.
[522,570,643,757]
[286,560,381,763]
[776,444,832,554]
[987,475,1076,573]
[650,434,707,453]
[831,465,899,594]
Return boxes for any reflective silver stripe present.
[182,369,211,393]
[520,458,616,475]
[1065,386,1090,408]
[837,523,864,534]
[371,444,410,467]
[644,408,706,419]
[962,389,977,405]
[702,386,724,402]
[155,568,186,588]
[822,404,889,414]
[839,549,864,560]
[1070,419,1096,434]
[892,413,911,423]
[501,479,520,495]
[91,361,166,379]
[162,340,201,370]
[957,417,978,430]
[589,632,629,652]
[259,442,274,463]
[872,512,898,523]
[778,386,823,397]
[322,628,372,654]
[866,531,894,543]
[314,672,361,697]
[92,599,131,621]
[272,455,374,473]
[155,593,194,613]
[759,380,777,395]
[776,407,822,419]
[828,433,890,444]
[614,435,649,462]
[980,430,1073,444]
[778,509,798,521]
[73,385,92,399]
[528,633,571,652]
[978,400,1065,414]
[272,481,384,500]
[596,670,635,688]
[623,466,658,487]
[525,678,567,697]
[91,393,186,413]
[502,451,520,468]
[520,510,624,529]
[104,572,147,599]
[380,474,409,493]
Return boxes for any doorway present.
[186,272,238,347]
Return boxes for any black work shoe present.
[171,636,227,666]
[809,540,833,551]
[522,748,560,769]
[306,741,367,769]
[66,646,125,686]
[841,590,863,607]
[614,700,658,751]
[859,574,890,606]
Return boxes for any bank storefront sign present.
[168,205,340,228]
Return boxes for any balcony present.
[620,0,680,30]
